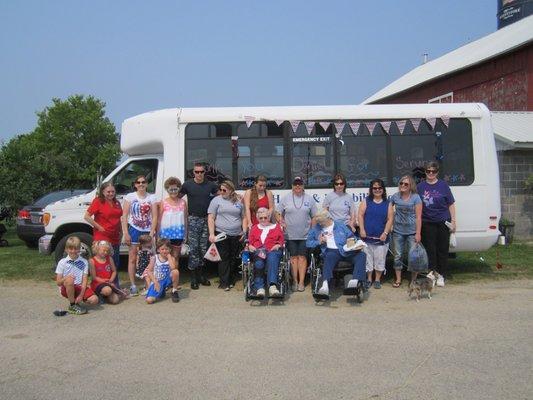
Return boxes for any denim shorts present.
[128,225,149,245]
[287,240,308,257]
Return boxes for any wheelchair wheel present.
[308,253,321,295]
[241,261,251,301]
[356,282,364,303]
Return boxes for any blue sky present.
[0,0,496,142]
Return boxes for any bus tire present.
[54,232,93,263]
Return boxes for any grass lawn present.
[0,225,532,283]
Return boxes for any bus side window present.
[112,159,159,195]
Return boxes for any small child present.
[145,239,180,304]
[55,236,98,315]
[135,234,153,295]
[89,240,124,304]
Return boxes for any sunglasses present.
[334,182,345,186]
[372,187,383,191]
[168,188,180,193]
[220,188,228,193]
[399,182,409,187]
[136,180,147,184]
[426,169,438,174]
[194,170,205,174]
[258,216,269,220]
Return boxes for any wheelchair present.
[242,246,291,302]
[308,247,365,303]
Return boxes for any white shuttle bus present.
[41,103,500,261]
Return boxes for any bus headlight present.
[42,212,51,226]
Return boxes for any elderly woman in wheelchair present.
[244,207,288,300]
[306,210,367,301]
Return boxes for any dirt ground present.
[1,279,532,400]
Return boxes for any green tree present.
[0,95,120,212]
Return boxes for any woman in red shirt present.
[248,207,285,298]
[84,182,123,286]
[243,175,275,228]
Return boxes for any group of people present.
[55,161,456,313]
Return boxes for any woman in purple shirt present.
[417,162,456,285]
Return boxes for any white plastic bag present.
[204,243,221,262]
[203,232,227,262]
[449,233,457,248]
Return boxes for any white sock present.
[321,280,329,291]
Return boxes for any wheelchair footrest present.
[343,287,358,296]
[268,293,284,299]
[247,294,265,301]
[313,293,330,301]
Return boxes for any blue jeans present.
[323,249,366,282]
[392,232,415,270]
[112,244,121,287]
[253,250,282,290]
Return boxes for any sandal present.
[392,281,401,288]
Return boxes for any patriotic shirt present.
[153,255,171,281]
[55,256,89,285]
[125,192,158,231]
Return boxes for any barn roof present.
[491,111,533,150]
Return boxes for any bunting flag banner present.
[275,119,285,127]
[244,116,255,128]
[304,122,315,135]
[411,119,422,132]
[365,122,377,135]
[290,120,301,133]
[334,122,345,137]
[319,122,330,132]
[440,116,450,127]
[426,117,437,129]
[380,121,392,133]
[349,122,360,135]
[395,120,406,134]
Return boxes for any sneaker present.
[364,281,372,290]
[139,287,148,296]
[67,304,87,315]
[297,284,305,292]
[437,275,445,287]
[171,290,180,303]
[318,281,329,296]
[256,288,266,298]
[373,281,382,289]
[129,286,139,296]
[347,279,358,288]
[269,285,280,297]
[292,283,298,292]
[224,286,231,292]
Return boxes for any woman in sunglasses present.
[388,175,422,287]
[323,173,357,232]
[122,175,158,296]
[158,177,187,263]
[207,180,247,291]
[276,176,318,292]
[417,162,456,286]
[358,178,393,289]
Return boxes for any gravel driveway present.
[1,279,532,400]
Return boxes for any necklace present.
[292,193,304,209]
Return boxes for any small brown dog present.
[407,270,438,302]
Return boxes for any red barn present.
[364,15,533,239]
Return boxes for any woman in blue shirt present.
[358,179,393,289]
